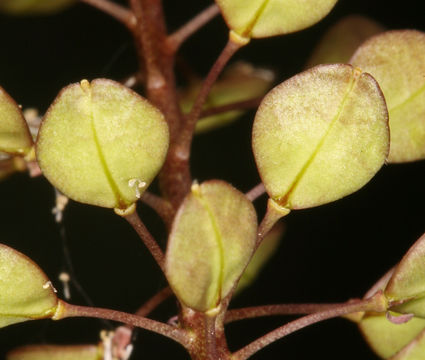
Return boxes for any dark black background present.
[1,1,425,359]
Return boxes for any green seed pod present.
[0,243,58,328]
[350,30,425,163]
[358,232,425,359]
[359,313,425,359]
[385,233,425,318]
[165,180,257,312]
[306,15,384,68]
[0,85,33,156]
[253,64,389,209]
[36,79,169,212]
[215,0,338,39]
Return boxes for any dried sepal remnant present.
[0,86,33,156]
[165,180,257,312]
[350,30,425,163]
[36,79,169,210]
[215,0,338,39]
[252,64,389,210]
[0,244,58,328]
[0,0,76,15]
[306,15,385,68]
[6,344,102,360]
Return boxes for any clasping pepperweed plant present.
[1,1,425,359]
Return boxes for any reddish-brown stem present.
[245,183,266,202]
[80,0,136,30]
[135,286,173,317]
[225,301,360,324]
[124,210,165,273]
[112,287,173,355]
[204,314,220,360]
[130,0,166,94]
[200,96,264,119]
[130,0,190,208]
[56,301,189,347]
[180,307,232,360]
[176,36,245,161]
[141,192,174,228]
[233,292,388,360]
[160,35,244,208]
[167,4,220,52]
[130,0,183,140]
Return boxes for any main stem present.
[130,0,191,209]
[180,307,232,360]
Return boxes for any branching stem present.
[129,0,189,207]
[233,292,388,360]
[167,4,220,52]
[176,36,245,160]
[130,0,166,93]
[80,0,136,30]
[135,286,173,318]
[225,301,359,324]
[245,183,266,202]
[124,210,165,273]
[56,301,189,347]
[141,192,174,228]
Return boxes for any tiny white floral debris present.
[58,271,71,300]
[128,178,146,199]
[112,326,134,360]
[23,107,42,139]
[100,330,113,360]
[101,328,134,360]
[52,189,69,223]
[43,281,57,293]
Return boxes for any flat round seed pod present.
[359,313,425,359]
[165,180,257,312]
[306,15,384,68]
[0,243,58,329]
[385,233,425,318]
[0,85,33,156]
[253,64,389,209]
[36,79,169,210]
[350,30,425,163]
[215,0,338,39]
